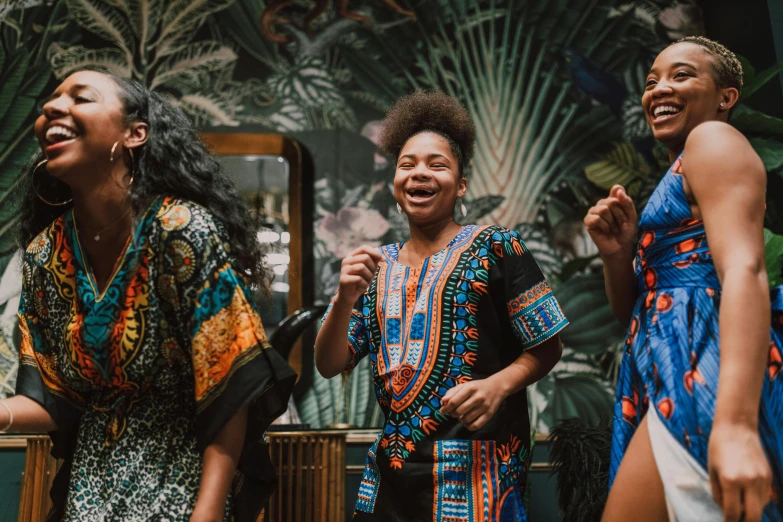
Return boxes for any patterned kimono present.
[609,156,783,519]
[325,225,568,522]
[16,197,296,521]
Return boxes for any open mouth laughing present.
[44,124,79,151]
[651,103,682,124]
[406,185,438,204]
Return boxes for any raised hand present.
[336,245,383,306]
[584,185,638,258]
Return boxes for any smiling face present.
[34,70,129,186]
[642,42,737,152]
[393,131,467,225]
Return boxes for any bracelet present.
[0,400,13,433]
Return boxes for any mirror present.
[200,134,311,375]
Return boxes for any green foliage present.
[0,3,67,274]
[50,0,244,126]
[584,142,651,191]
[765,229,783,289]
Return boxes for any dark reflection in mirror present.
[217,154,290,335]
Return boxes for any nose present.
[41,95,70,120]
[650,79,674,98]
[410,163,432,180]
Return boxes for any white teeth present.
[653,105,681,118]
[45,125,77,144]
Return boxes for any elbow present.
[314,353,342,379]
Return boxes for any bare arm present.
[315,246,381,379]
[683,121,771,522]
[190,406,248,522]
[0,395,57,432]
[584,185,639,325]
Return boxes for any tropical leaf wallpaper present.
[0,0,781,434]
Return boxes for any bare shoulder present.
[683,121,764,184]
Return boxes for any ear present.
[124,121,149,151]
[457,176,468,198]
[717,87,740,114]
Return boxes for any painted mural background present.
[0,0,781,433]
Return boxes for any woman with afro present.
[316,91,567,521]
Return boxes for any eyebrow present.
[47,84,100,101]
[398,153,450,162]
[648,62,698,75]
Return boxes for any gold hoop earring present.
[125,147,135,188]
[110,141,120,162]
[32,160,73,206]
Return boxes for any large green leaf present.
[765,228,783,288]
[742,62,783,102]
[156,0,234,57]
[150,41,237,90]
[65,0,134,59]
[47,43,132,79]
[584,142,651,190]
[749,138,783,173]
[0,52,29,123]
[555,273,626,354]
[127,0,163,46]
[731,104,783,137]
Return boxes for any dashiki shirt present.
[609,156,783,519]
[16,196,296,521]
[325,225,568,522]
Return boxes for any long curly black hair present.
[17,71,271,291]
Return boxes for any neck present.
[405,216,463,255]
[668,143,684,164]
[71,180,132,233]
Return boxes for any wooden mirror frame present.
[199,133,312,375]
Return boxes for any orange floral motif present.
[191,285,268,402]
[506,281,550,314]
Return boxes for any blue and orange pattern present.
[326,225,567,521]
[609,156,783,519]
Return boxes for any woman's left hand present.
[440,377,508,431]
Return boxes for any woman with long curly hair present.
[315,91,567,521]
[0,70,296,521]
[586,37,782,522]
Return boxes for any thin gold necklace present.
[75,207,133,242]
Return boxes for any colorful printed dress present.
[324,225,568,522]
[15,197,296,521]
[609,156,783,519]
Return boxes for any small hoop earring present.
[110,141,119,162]
[396,202,403,215]
[457,198,467,218]
[125,148,135,188]
[32,160,73,206]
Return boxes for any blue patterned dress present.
[323,225,568,521]
[609,156,783,519]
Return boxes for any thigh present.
[602,414,669,522]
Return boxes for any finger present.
[610,185,625,198]
[721,480,742,522]
[584,214,612,235]
[465,413,491,431]
[710,469,723,509]
[458,404,483,425]
[586,199,611,215]
[617,190,637,219]
[595,204,620,229]
[353,245,383,264]
[441,386,472,415]
[345,263,374,283]
[742,482,766,522]
[608,200,629,226]
[348,253,378,272]
[453,396,481,418]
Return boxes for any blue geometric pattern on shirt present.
[355,434,381,513]
[508,292,567,349]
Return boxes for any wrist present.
[334,291,358,309]
[487,371,517,399]
[601,244,635,264]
